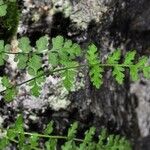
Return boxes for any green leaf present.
[0,0,4,5]
[45,139,57,150]
[28,54,42,76]
[48,52,59,66]
[71,43,81,57]
[7,129,16,141]
[112,66,125,84]
[62,40,81,59]
[67,122,78,141]
[35,70,45,84]
[0,3,7,17]
[80,127,95,149]
[52,35,64,50]
[107,49,121,64]
[60,61,78,90]
[36,35,49,52]
[83,127,95,144]
[130,66,139,81]
[143,66,150,79]
[62,69,77,90]
[0,137,9,149]
[61,141,73,150]
[30,82,41,97]
[97,129,107,148]
[86,44,103,88]
[15,115,25,148]
[89,65,103,88]
[0,40,8,66]
[136,56,148,68]
[15,54,28,69]
[124,51,136,65]
[0,40,4,50]
[29,134,39,148]
[1,76,11,88]
[4,88,16,102]
[15,115,24,132]
[18,37,31,53]
[1,76,17,102]
[44,121,54,135]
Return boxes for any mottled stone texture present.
[1,0,150,149]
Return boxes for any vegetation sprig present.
[0,115,132,150]
[0,35,149,101]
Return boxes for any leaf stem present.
[10,131,83,143]
[0,63,137,94]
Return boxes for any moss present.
[0,0,19,41]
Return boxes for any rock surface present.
[1,0,150,149]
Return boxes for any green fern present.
[0,115,132,150]
[48,35,81,90]
[0,35,150,102]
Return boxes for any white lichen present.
[70,0,108,29]
[50,0,72,17]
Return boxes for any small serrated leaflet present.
[130,66,139,81]
[45,139,57,150]
[107,49,121,64]
[112,66,125,84]
[28,54,42,75]
[30,82,41,97]
[143,66,150,79]
[48,52,59,66]
[67,122,78,140]
[124,51,136,65]
[18,37,31,52]
[36,35,49,52]
[44,121,54,135]
[52,35,64,50]
[136,56,148,68]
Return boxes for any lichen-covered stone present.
[70,0,108,29]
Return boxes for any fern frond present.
[0,35,150,101]
[0,115,132,150]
